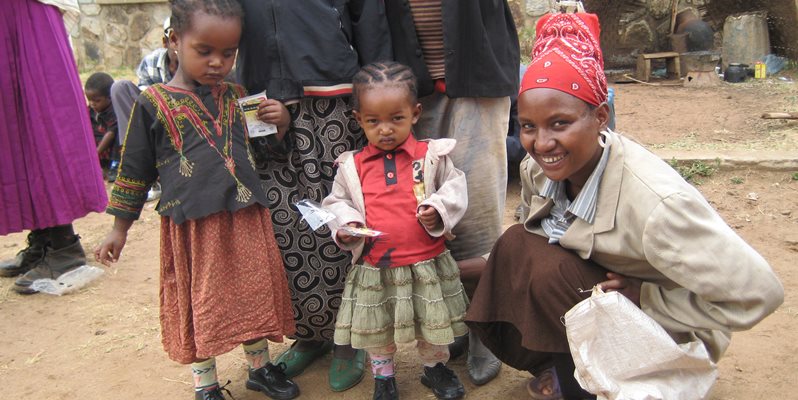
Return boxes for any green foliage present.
[668,158,719,184]
[792,172,798,181]
[730,177,744,184]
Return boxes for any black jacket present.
[384,0,520,98]
[236,0,393,101]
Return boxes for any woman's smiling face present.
[517,88,609,193]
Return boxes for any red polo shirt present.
[354,135,446,268]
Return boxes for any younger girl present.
[323,61,469,400]
[95,1,297,399]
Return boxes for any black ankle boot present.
[373,377,399,400]
[420,363,465,400]
[0,230,49,278]
[13,236,86,294]
[246,362,299,400]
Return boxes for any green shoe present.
[329,348,366,392]
[274,340,333,378]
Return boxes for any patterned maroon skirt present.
[159,205,295,364]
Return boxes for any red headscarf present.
[520,13,608,106]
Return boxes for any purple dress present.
[0,0,107,235]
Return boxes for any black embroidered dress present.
[108,83,268,222]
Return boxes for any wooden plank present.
[641,52,680,59]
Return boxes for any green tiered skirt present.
[334,250,469,349]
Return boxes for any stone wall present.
[518,0,797,68]
[70,0,170,72]
[520,0,711,68]
[69,0,795,73]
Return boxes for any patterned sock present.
[418,340,450,368]
[369,353,395,379]
[191,358,218,392]
[243,338,270,370]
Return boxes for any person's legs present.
[256,98,365,388]
[368,344,399,400]
[418,340,465,400]
[466,225,606,399]
[191,358,220,396]
[415,94,509,260]
[110,80,141,146]
[415,94,509,385]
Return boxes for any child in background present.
[323,61,469,400]
[94,1,297,399]
[85,72,119,181]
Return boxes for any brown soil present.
[1,77,797,399]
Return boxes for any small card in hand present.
[237,91,278,138]
[339,226,385,237]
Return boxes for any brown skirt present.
[159,204,296,364]
[465,224,607,372]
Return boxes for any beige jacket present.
[322,138,467,265]
[520,130,784,361]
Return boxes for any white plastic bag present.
[31,265,105,296]
[563,286,717,400]
[295,199,337,231]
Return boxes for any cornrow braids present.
[352,61,418,111]
[169,0,244,35]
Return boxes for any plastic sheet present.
[31,265,105,296]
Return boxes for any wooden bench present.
[636,52,681,82]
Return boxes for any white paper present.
[295,199,337,231]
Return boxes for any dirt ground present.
[1,76,797,400]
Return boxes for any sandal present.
[526,367,563,400]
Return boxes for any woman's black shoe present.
[246,362,299,400]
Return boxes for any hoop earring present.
[598,130,609,148]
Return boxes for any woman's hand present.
[336,222,362,245]
[257,99,290,141]
[599,272,643,307]
[416,205,441,230]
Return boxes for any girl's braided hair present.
[352,61,418,111]
[169,0,243,35]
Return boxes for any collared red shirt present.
[354,135,446,267]
[540,141,612,243]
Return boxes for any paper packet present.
[237,91,277,137]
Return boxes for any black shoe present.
[246,362,299,400]
[373,377,399,400]
[194,381,232,400]
[447,334,469,361]
[420,363,465,400]
[0,231,48,277]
